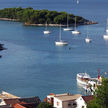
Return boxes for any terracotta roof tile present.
[82,95,94,103]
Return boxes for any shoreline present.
[0,18,97,27]
[24,21,98,27]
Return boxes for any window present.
[82,106,84,108]
[57,101,60,106]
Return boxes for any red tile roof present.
[82,95,94,103]
[14,103,26,108]
[49,93,55,95]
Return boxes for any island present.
[0,7,97,26]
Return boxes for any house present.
[0,91,41,108]
[0,91,20,106]
[4,97,41,108]
[45,93,86,108]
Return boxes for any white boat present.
[72,17,80,34]
[103,18,108,39]
[63,14,73,31]
[103,34,108,39]
[85,37,91,43]
[44,30,51,34]
[85,25,92,43]
[55,25,68,46]
[43,22,51,34]
[77,73,91,85]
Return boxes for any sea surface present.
[0,0,108,100]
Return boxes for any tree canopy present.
[0,7,88,25]
[87,78,108,108]
[37,102,53,108]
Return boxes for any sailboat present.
[106,18,108,33]
[43,21,51,34]
[63,14,73,31]
[85,25,91,43]
[55,25,68,46]
[72,17,80,34]
[103,18,108,39]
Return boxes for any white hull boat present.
[55,41,68,46]
[72,17,80,34]
[77,73,91,85]
[55,25,68,46]
[43,30,51,34]
[103,18,108,39]
[72,30,80,34]
[103,35,108,39]
[85,38,91,43]
[106,29,108,33]
[44,21,51,34]
[85,26,92,43]
[63,28,73,31]
[63,14,73,31]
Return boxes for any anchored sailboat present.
[63,14,73,31]
[43,21,51,34]
[72,17,80,34]
[103,18,108,39]
[55,25,68,46]
[85,25,92,43]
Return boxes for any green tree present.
[37,102,53,108]
[87,78,108,108]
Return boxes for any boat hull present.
[77,77,88,85]
[63,28,73,31]
[43,30,51,34]
[55,41,68,46]
[85,38,91,43]
[103,35,108,39]
[76,73,91,85]
[106,29,108,33]
[72,30,80,34]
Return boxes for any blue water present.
[0,0,108,100]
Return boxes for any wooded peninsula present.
[0,7,97,26]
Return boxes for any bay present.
[0,0,108,100]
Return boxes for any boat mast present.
[59,24,62,41]
[86,25,88,38]
[74,16,77,30]
[107,18,108,35]
[67,14,68,28]
[46,21,48,30]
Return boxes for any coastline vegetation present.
[0,7,91,26]
[87,78,108,108]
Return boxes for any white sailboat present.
[55,25,68,46]
[72,17,80,34]
[63,14,73,31]
[106,18,108,33]
[103,18,108,39]
[43,21,51,34]
[85,25,92,43]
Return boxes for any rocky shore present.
[0,18,97,27]
[24,21,98,27]
[0,18,18,21]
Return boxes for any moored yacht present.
[63,14,73,31]
[85,37,92,43]
[55,25,68,46]
[43,22,51,34]
[77,73,91,85]
[72,17,80,34]
[85,25,92,43]
[103,18,108,39]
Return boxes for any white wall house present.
[46,93,86,108]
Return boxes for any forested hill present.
[0,7,96,26]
